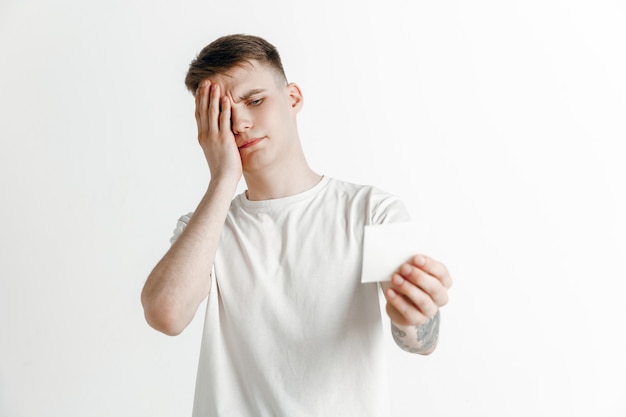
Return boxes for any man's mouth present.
[238,137,264,150]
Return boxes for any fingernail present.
[400,264,412,275]
[414,255,426,266]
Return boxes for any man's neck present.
[243,159,322,201]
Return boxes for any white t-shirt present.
[172,177,410,417]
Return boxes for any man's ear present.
[286,82,304,112]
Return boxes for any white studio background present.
[1,1,625,416]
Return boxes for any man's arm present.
[141,81,241,336]
[141,179,237,335]
[383,255,452,354]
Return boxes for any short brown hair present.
[184,34,288,95]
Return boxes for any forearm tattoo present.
[391,311,440,354]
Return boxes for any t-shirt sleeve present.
[169,211,194,245]
[369,189,411,225]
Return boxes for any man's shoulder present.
[325,177,396,200]
[325,177,410,224]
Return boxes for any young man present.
[141,34,452,416]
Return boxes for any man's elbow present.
[144,311,185,336]
[141,295,187,336]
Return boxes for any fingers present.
[192,80,241,179]
[390,272,440,313]
[219,95,231,132]
[195,81,231,142]
[383,255,452,326]
[195,80,211,135]
[411,255,453,289]
[208,83,221,134]
[397,263,449,307]
[385,287,430,326]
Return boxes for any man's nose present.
[231,107,252,134]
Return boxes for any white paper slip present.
[361,222,422,283]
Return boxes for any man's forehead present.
[211,61,272,86]
[210,61,281,91]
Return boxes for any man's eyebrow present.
[236,88,266,102]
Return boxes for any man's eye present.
[248,98,263,106]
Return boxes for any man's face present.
[208,60,303,173]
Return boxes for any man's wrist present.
[391,311,440,354]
